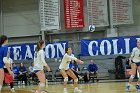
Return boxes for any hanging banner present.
[8,41,68,60]
[87,0,109,27]
[109,0,133,25]
[40,0,60,31]
[80,36,140,56]
[64,0,84,28]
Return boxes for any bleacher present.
[12,68,98,86]
[11,58,104,86]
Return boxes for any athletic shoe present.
[22,81,25,85]
[74,88,82,93]
[35,90,38,93]
[64,88,68,93]
[18,81,20,85]
[125,85,130,91]
[136,85,140,90]
[10,88,15,93]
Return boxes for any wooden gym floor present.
[1,82,138,93]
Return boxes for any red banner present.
[64,0,84,29]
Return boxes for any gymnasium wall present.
[118,0,140,36]
[0,0,2,34]
[2,0,40,37]
[1,0,140,41]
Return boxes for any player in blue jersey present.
[0,35,13,93]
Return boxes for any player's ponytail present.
[0,35,8,47]
[65,48,69,53]
[35,40,45,52]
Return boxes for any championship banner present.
[64,0,84,28]
[109,0,133,25]
[39,0,60,31]
[80,36,140,56]
[8,41,68,60]
[87,0,109,27]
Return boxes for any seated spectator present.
[18,63,27,85]
[88,60,99,82]
[80,67,89,82]
[12,63,19,76]
[28,62,37,84]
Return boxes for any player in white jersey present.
[33,40,50,93]
[59,47,84,93]
[126,40,140,90]
[3,52,15,92]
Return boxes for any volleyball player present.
[0,35,13,93]
[3,52,15,92]
[59,47,84,93]
[126,40,140,90]
[33,40,50,93]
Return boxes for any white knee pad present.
[74,78,78,82]
[0,85,2,91]
[64,77,68,82]
[130,75,135,79]
[39,83,45,89]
